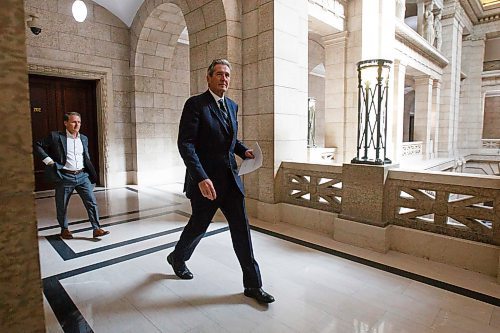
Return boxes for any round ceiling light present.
[72,0,87,23]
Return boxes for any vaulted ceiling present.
[92,0,143,26]
[91,0,500,28]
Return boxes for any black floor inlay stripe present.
[38,201,180,231]
[43,226,229,333]
[251,225,500,307]
[38,186,181,231]
[36,188,111,200]
[46,210,190,260]
[43,277,93,333]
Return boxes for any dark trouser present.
[173,181,262,288]
[55,172,101,231]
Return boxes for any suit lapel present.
[58,131,67,157]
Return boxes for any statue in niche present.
[307,98,316,148]
[424,3,435,46]
[396,0,406,21]
[434,10,442,51]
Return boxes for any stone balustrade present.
[278,162,500,246]
[385,169,500,245]
[280,162,343,213]
[482,139,500,149]
[401,141,423,157]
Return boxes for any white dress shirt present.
[42,130,84,171]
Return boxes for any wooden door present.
[29,75,100,191]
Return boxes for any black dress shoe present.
[244,288,275,303]
[167,253,193,280]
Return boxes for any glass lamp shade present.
[72,0,87,22]
[358,59,392,89]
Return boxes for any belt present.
[61,169,84,175]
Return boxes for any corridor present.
[37,185,500,333]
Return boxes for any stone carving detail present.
[386,180,499,245]
[402,141,423,157]
[309,0,343,14]
[424,3,435,45]
[433,9,442,51]
[281,168,342,213]
[307,98,316,148]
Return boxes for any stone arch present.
[129,0,242,185]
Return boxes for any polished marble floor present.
[36,184,500,333]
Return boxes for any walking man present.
[168,59,274,304]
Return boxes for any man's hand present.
[245,149,255,159]
[198,179,216,200]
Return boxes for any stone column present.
[459,34,486,155]
[417,0,425,36]
[431,79,442,158]
[323,32,348,162]
[343,0,395,163]
[414,76,434,158]
[242,0,308,222]
[273,0,309,172]
[391,59,407,163]
[336,163,397,253]
[343,0,363,163]
[0,0,45,332]
[437,2,464,157]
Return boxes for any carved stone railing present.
[308,0,345,15]
[277,161,499,245]
[385,170,500,245]
[279,162,343,213]
[482,139,500,149]
[402,141,423,157]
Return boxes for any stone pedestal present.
[339,163,397,226]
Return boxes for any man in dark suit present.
[168,59,274,304]
[34,112,109,239]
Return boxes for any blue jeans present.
[55,172,101,231]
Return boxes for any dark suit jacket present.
[178,90,248,198]
[34,131,98,184]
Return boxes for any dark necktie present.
[218,99,229,126]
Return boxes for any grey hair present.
[207,59,231,76]
[64,112,81,121]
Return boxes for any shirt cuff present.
[42,157,54,165]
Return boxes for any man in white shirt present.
[35,112,109,239]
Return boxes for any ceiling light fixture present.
[72,0,87,23]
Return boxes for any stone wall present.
[0,0,45,332]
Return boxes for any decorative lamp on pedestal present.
[352,59,392,165]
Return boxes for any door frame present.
[28,63,112,188]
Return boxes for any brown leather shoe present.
[60,229,73,239]
[93,228,110,238]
